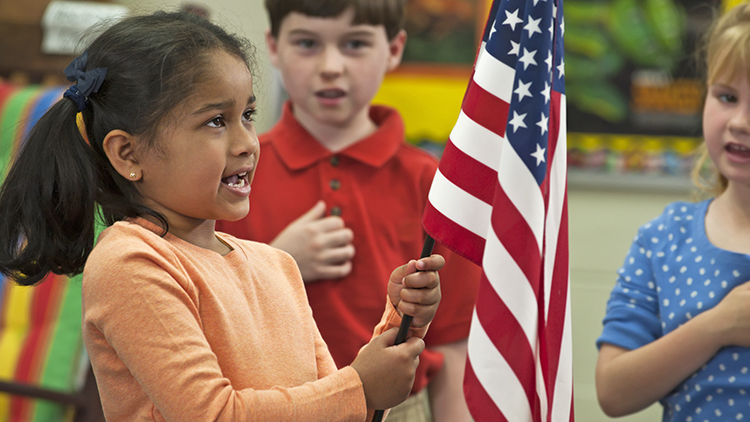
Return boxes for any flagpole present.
[372,234,435,422]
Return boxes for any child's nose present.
[320,46,344,77]
[730,105,750,132]
[232,125,259,156]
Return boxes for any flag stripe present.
[449,110,503,176]
[462,80,510,140]
[475,273,537,409]
[473,48,515,104]
[490,187,542,297]
[422,200,485,265]
[467,309,533,421]
[497,139,546,254]
[427,169,492,241]
[439,140,497,205]
[464,361,505,421]
[483,219,539,345]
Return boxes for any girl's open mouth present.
[222,172,248,188]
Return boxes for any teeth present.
[228,178,246,188]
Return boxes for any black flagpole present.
[372,234,435,422]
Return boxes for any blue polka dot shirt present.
[597,200,750,421]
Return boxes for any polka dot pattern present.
[598,200,750,421]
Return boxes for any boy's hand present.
[388,255,444,329]
[270,200,355,283]
[351,327,424,409]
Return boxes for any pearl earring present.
[130,172,137,179]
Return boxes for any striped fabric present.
[421,0,573,420]
[0,83,86,422]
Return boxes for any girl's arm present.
[597,279,750,416]
[596,311,719,416]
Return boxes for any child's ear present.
[101,130,142,181]
[386,30,407,72]
[265,29,280,68]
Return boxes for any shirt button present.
[330,206,342,216]
[330,179,341,191]
[330,156,340,167]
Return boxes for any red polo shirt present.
[217,102,480,394]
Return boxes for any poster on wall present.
[565,0,718,178]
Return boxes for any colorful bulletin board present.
[374,0,732,188]
[373,0,488,157]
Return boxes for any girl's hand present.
[387,254,444,329]
[351,327,425,409]
[705,280,750,348]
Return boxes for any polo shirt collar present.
[272,101,405,170]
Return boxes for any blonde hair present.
[692,2,750,196]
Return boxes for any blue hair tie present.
[63,51,107,112]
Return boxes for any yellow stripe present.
[0,283,35,417]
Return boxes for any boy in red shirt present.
[217,1,480,420]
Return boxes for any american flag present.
[421,0,572,420]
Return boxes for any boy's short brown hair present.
[265,0,405,41]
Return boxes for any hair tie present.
[63,51,108,112]
[75,112,91,146]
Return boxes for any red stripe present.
[10,273,62,420]
[0,83,17,110]
[475,272,537,411]
[461,80,510,139]
[490,185,542,299]
[544,198,570,418]
[439,140,497,205]
[422,200,484,265]
[464,359,507,422]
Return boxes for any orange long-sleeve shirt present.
[83,220,419,421]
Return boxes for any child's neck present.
[719,183,750,223]
[706,183,750,254]
[293,107,378,153]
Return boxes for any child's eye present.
[243,109,257,122]
[206,116,225,128]
[719,93,738,103]
[343,39,368,50]
[295,39,316,49]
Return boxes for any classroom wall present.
[113,1,694,420]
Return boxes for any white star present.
[536,113,549,135]
[490,22,498,39]
[557,58,565,78]
[561,17,565,36]
[503,9,523,31]
[518,48,537,70]
[524,16,542,38]
[545,51,553,72]
[514,80,533,101]
[541,82,551,104]
[531,143,546,166]
[509,40,520,56]
[549,20,555,40]
[508,111,527,133]
[553,3,558,18]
